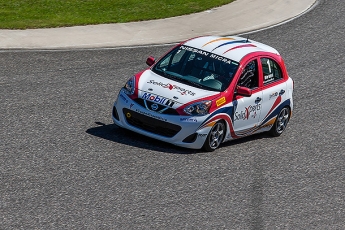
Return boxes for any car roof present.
[183,35,280,62]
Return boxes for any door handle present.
[255,97,262,103]
[279,89,285,95]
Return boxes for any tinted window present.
[152,45,240,92]
[238,60,259,89]
[261,58,282,84]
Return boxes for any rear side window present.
[261,58,282,84]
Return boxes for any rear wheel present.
[269,107,290,137]
[203,121,225,152]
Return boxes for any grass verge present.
[0,0,234,29]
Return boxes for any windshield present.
[152,45,239,92]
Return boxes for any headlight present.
[184,100,212,116]
[123,76,135,95]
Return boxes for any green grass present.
[0,0,234,29]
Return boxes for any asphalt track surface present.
[1,0,344,229]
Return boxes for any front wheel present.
[203,121,225,152]
[269,107,290,137]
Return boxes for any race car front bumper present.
[112,90,212,149]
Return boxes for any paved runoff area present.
[0,0,316,49]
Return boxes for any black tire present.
[203,121,225,152]
[269,107,290,137]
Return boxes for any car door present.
[258,57,287,124]
[232,58,263,135]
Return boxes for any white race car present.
[112,36,293,151]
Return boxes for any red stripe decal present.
[223,44,256,54]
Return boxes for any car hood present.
[137,70,220,107]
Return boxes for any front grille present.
[123,108,181,137]
[134,98,179,115]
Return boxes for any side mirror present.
[236,86,252,97]
[146,56,155,66]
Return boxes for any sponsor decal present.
[209,54,233,65]
[198,133,207,137]
[151,103,159,111]
[130,103,134,108]
[180,45,236,65]
[216,97,226,107]
[135,109,167,122]
[142,92,174,107]
[147,80,195,96]
[119,93,128,103]
[180,45,209,56]
[264,73,275,83]
[269,92,278,100]
[234,104,261,121]
[180,118,198,122]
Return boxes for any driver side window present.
[238,60,258,89]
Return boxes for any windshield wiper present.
[163,71,178,80]
[155,69,175,79]
[176,78,209,89]
[174,75,207,89]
